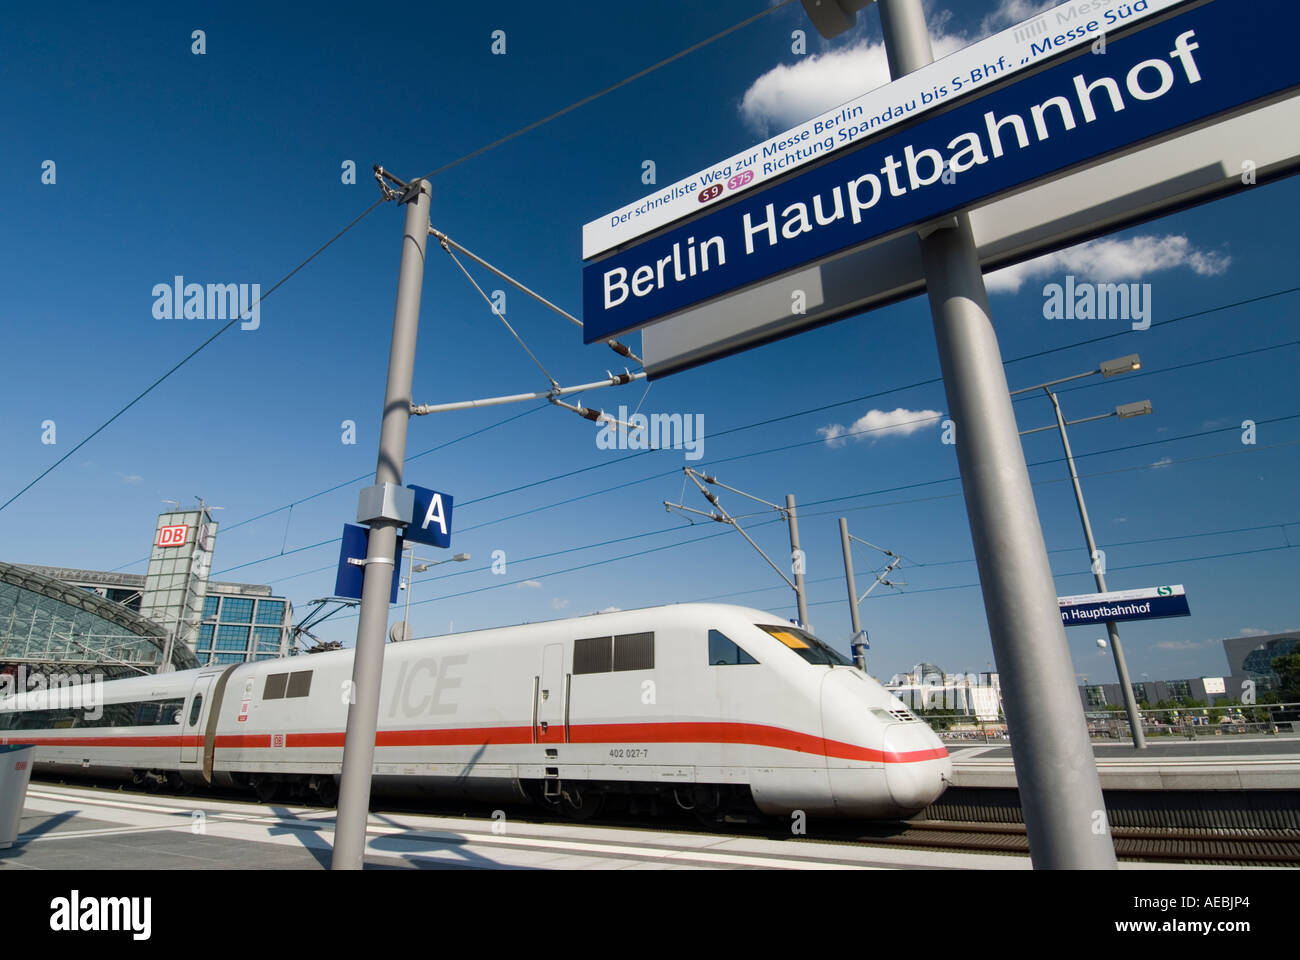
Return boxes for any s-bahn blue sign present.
[582,0,1300,342]
[1059,584,1190,626]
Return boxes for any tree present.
[1271,653,1300,702]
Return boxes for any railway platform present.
[0,782,1260,870]
[947,736,1300,790]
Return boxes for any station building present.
[0,561,198,679]
[1,505,293,678]
[1076,675,1251,711]
[1221,631,1299,693]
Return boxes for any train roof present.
[0,603,802,705]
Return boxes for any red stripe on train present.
[4,721,946,763]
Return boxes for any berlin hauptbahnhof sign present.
[582,0,1300,342]
[1058,584,1191,626]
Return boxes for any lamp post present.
[396,546,470,642]
[1014,354,1150,749]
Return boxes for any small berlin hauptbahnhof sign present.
[581,0,1300,344]
[1058,584,1190,626]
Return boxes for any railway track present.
[829,819,1300,865]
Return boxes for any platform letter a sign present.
[423,494,447,537]
[406,485,454,548]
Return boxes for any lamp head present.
[1116,400,1153,419]
[1099,354,1141,377]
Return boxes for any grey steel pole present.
[839,518,867,670]
[786,494,810,627]
[878,0,1115,869]
[331,179,432,870]
[1048,389,1146,749]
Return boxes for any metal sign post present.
[331,179,432,871]
[876,0,1115,869]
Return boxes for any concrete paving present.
[0,782,1234,870]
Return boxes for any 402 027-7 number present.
[608,748,649,760]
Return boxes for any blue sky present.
[1,0,1296,687]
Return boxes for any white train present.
[0,604,950,820]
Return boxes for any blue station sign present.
[1059,584,1190,627]
[405,485,454,549]
[334,523,403,603]
[582,0,1300,341]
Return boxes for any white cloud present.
[986,235,1231,293]
[115,472,143,485]
[1239,627,1272,637]
[1150,457,1174,469]
[739,32,967,136]
[514,580,542,590]
[980,0,1058,35]
[551,598,569,610]
[598,606,622,614]
[738,0,1070,137]
[818,407,943,447]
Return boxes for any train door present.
[179,674,216,768]
[535,643,564,743]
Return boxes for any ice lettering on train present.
[386,655,468,718]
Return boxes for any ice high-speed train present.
[0,604,950,820]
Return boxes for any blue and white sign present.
[1059,584,1190,626]
[334,523,403,603]
[582,0,1300,342]
[583,0,1191,259]
[405,485,454,548]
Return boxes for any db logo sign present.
[15,762,28,771]
[157,524,189,547]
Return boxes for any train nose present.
[882,722,951,813]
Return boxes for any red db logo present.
[157,524,189,547]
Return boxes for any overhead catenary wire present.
[208,409,1300,580]
[414,1,797,183]
[0,198,390,515]
[430,227,642,365]
[5,4,796,520]
[113,310,1299,571]
[442,242,561,390]
[245,442,1300,614]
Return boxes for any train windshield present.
[756,624,852,666]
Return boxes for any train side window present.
[104,702,135,727]
[574,636,613,675]
[709,629,758,666]
[188,695,203,727]
[264,673,289,700]
[613,632,654,671]
[136,701,161,726]
[286,671,312,698]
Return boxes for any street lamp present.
[1014,355,1151,749]
[395,547,470,642]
